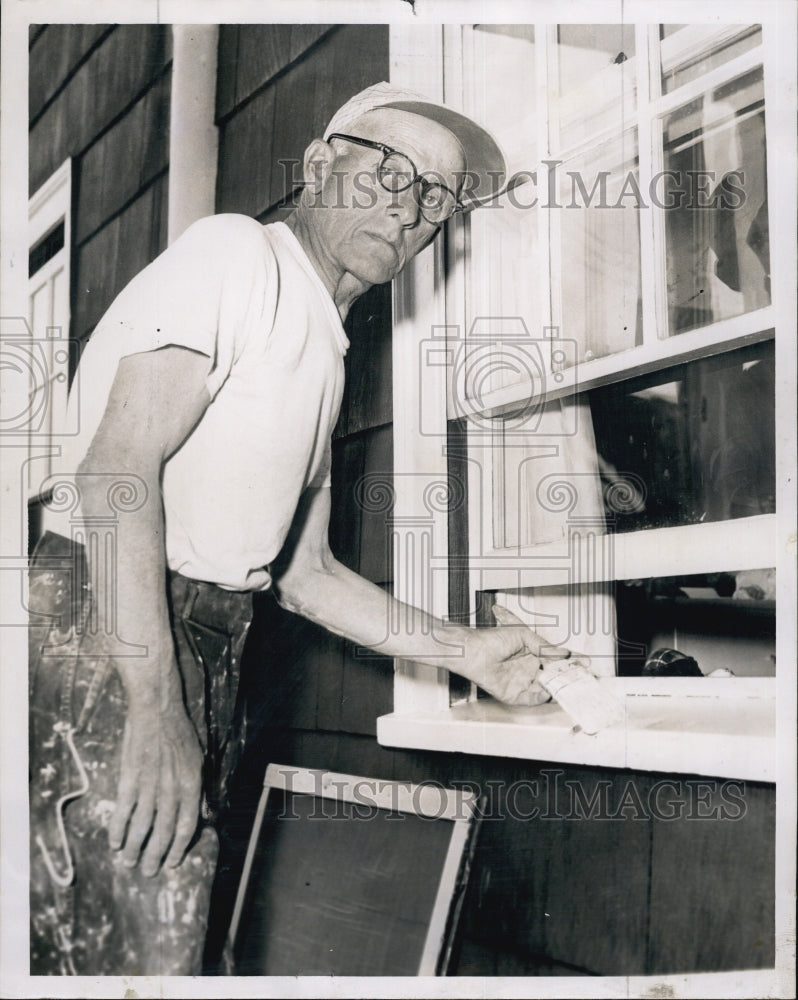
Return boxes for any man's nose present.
[386,185,420,227]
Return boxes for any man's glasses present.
[327,133,463,225]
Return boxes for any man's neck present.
[284,211,370,322]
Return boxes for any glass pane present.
[615,569,775,677]
[464,25,539,399]
[660,25,761,94]
[662,67,769,335]
[588,340,775,532]
[471,25,536,171]
[454,563,775,702]
[495,396,606,550]
[559,131,642,363]
[29,278,51,336]
[556,24,637,150]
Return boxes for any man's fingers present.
[140,760,178,878]
[492,604,524,626]
[108,765,138,850]
[121,787,157,868]
[492,604,574,660]
[513,684,553,707]
[500,651,551,706]
[540,645,572,660]
[164,777,201,869]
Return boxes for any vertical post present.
[389,24,451,715]
[168,25,219,245]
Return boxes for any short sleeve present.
[95,214,275,400]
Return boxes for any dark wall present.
[224,728,775,977]
[29,24,172,346]
[215,24,387,222]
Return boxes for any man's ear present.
[302,138,337,195]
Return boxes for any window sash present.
[452,23,770,420]
[384,20,791,773]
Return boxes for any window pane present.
[588,340,775,533]
[660,25,761,94]
[29,220,65,278]
[471,25,536,170]
[660,25,688,40]
[486,340,774,559]
[464,25,539,399]
[615,569,775,677]
[555,24,637,150]
[662,67,769,335]
[558,131,642,364]
[457,563,775,703]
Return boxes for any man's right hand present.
[77,348,214,878]
[108,697,203,878]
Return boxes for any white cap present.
[324,81,508,209]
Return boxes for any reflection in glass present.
[466,25,539,398]
[556,24,637,150]
[559,132,642,363]
[589,340,775,532]
[660,25,761,94]
[615,568,775,677]
[662,68,769,335]
[454,564,776,703]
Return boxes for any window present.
[379,21,794,780]
[27,159,73,505]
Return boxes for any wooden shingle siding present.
[352,424,393,585]
[329,425,393,586]
[216,25,389,219]
[647,780,775,972]
[329,434,366,573]
[75,74,170,244]
[337,284,393,438]
[28,25,49,48]
[216,89,278,221]
[29,25,113,123]
[532,773,652,974]
[252,731,774,976]
[216,25,335,121]
[29,25,171,195]
[73,174,168,341]
[338,640,393,737]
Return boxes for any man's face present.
[313,109,466,286]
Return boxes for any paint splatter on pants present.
[29,532,253,976]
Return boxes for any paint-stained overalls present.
[28,530,253,975]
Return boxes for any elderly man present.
[29,82,561,976]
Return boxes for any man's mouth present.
[366,232,400,258]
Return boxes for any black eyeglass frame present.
[327,132,464,224]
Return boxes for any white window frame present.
[378,18,796,782]
[27,158,72,501]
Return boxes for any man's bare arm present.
[272,487,567,704]
[77,347,211,876]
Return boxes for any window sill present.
[377,678,776,781]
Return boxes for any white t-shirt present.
[44,215,349,591]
